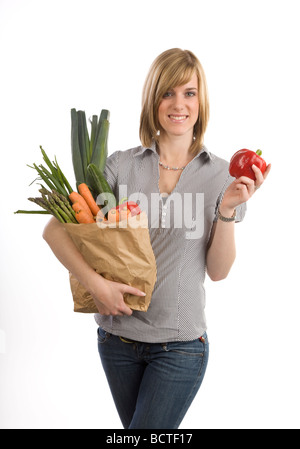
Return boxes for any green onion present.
[70,108,110,191]
[71,108,85,188]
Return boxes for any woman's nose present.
[172,95,184,110]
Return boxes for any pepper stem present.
[118,197,128,205]
[256,149,262,156]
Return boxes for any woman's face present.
[157,72,199,140]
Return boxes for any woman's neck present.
[157,133,193,165]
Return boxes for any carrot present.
[74,209,95,224]
[96,208,105,220]
[71,200,94,219]
[69,191,92,215]
[107,207,119,223]
[119,205,131,222]
[78,183,100,216]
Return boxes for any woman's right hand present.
[90,276,146,316]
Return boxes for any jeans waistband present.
[119,333,207,345]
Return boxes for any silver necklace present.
[159,160,186,171]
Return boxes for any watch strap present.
[217,208,236,222]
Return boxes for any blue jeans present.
[97,327,209,429]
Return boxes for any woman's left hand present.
[221,163,272,210]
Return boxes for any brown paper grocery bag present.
[64,212,157,313]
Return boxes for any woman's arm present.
[206,212,236,281]
[206,164,271,281]
[42,217,146,316]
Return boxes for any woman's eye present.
[186,91,196,97]
[163,91,173,98]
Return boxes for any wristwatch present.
[217,208,236,222]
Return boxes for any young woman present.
[43,48,271,429]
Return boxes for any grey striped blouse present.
[94,142,246,342]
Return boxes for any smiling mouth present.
[168,115,188,122]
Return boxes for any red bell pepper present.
[118,201,141,217]
[229,149,267,181]
[107,199,141,222]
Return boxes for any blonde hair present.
[139,48,209,155]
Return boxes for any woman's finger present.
[235,176,255,192]
[252,164,265,189]
[95,302,112,316]
[263,163,272,180]
[117,299,133,316]
[122,285,147,298]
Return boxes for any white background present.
[1,0,299,429]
